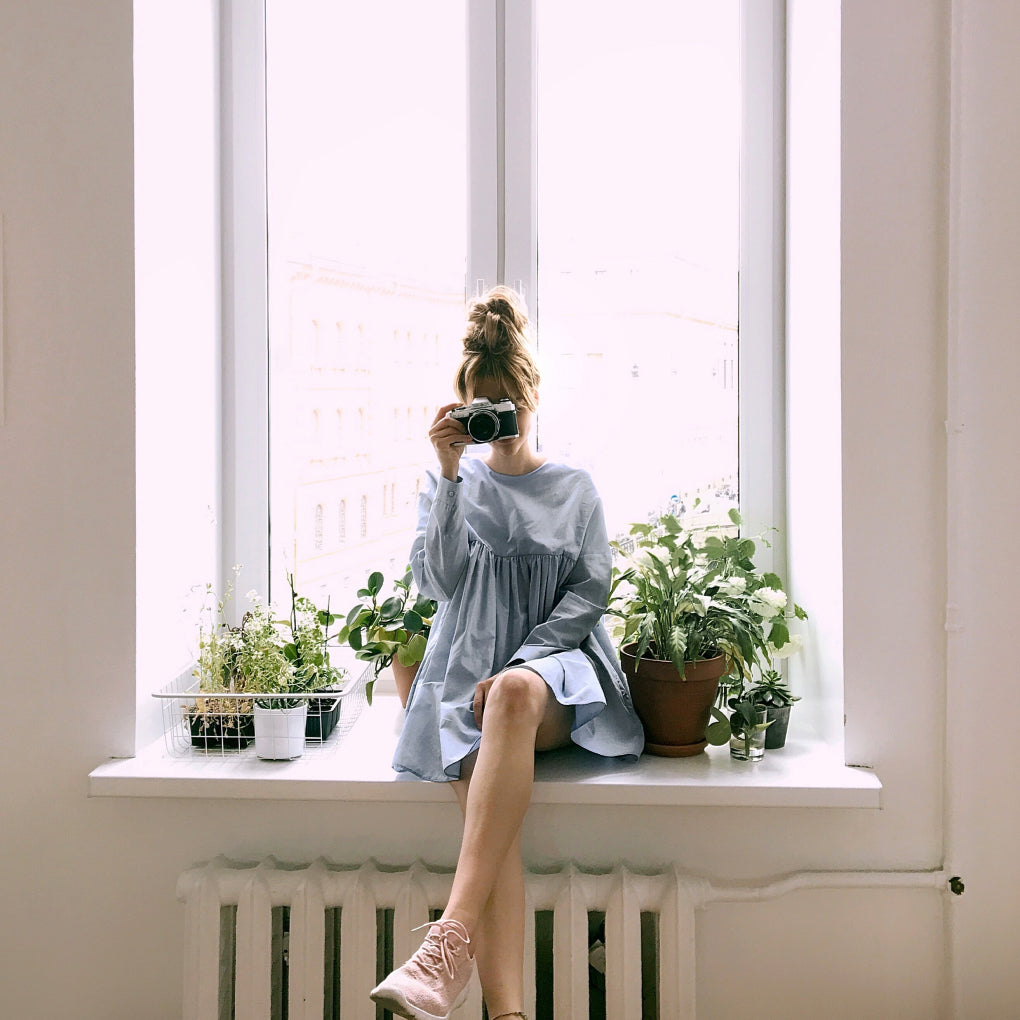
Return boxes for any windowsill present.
[89,693,881,808]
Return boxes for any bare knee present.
[485,668,547,727]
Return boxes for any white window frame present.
[220,0,269,609]
[220,0,787,604]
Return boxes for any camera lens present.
[467,410,499,443]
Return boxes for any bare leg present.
[452,768,525,1016]
[444,669,573,1011]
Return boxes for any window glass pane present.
[266,1,467,607]
[535,0,739,542]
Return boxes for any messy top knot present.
[455,286,540,410]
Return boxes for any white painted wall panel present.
[944,0,1020,1014]
[699,887,945,1019]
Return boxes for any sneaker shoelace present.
[409,919,472,980]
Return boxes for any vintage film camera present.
[448,397,519,444]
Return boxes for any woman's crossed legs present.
[446,667,574,1017]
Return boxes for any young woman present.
[370,287,644,1020]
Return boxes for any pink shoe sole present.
[369,978,471,1020]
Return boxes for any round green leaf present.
[405,632,427,662]
[368,571,384,596]
[379,596,403,621]
[706,719,731,745]
[403,610,424,633]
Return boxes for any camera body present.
[449,397,519,444]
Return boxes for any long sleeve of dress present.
[409,472,471,602]
[506,497,612,665]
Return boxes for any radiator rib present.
[289,858,326,1020]
[552,865,589,1019]
[234,858,274,1020]
[606,867,643,1020]
[338,863,377,1020]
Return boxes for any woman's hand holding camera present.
[430,402,468,481]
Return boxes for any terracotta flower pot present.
[620,644,729,757]
[391,659,420,708]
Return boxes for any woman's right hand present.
[430,402,468,481]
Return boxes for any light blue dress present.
[392,457,645,782]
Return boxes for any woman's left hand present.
[472,674,498,729]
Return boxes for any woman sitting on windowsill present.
[370,286,643,1020]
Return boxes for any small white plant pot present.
[254,703,308,760]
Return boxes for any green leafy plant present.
[705,667,804,747]
[191,573,347,714]
[724,694,773,757]
[607,508,808,748]
[608,507,806,681]
[254,574,348,709]
[336,567,437,703]
[279,572,345,687]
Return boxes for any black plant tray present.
[188,710,255,751]
[305,695,342,742]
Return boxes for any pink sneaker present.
[369,918,475,1020]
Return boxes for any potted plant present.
[724,689,771,761]
[190,581,254,750]
[278,572,347,741]
[607,507,806,757]
[189,576,347,756]
[746,669,801,749]
[228,593,304,761]
[250,577,350,759]
[336,568,437,707]
[706,616,807,754]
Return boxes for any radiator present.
[178,857,702,1020]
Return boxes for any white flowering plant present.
[607,507,806,682]
[192,572,346,712]
[608,508,807,747]
[192,579,253,731]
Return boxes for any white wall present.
[944,0,1020,1014]
[0,0,1017,1016]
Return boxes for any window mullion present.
[502,0,537,305]
[739,0,787,575]
[468,0,500,297]
[221,0,270,616]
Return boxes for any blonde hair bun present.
[455,286,540,410]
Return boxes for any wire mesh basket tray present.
[153,662,372,758]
